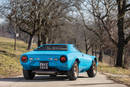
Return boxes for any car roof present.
[36,44,77,51]
[42,44,73,46]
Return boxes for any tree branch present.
[19,26,32,35]
[100,19,118,46]
[75,6,101,39]
[125,3,130,9]
[125,34,130,45]
[125,7,130,11]
[125,3,130,11]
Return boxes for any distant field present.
[0,37,35,78]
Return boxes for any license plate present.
[40,62,48,70]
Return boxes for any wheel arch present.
[75,58,80,64]
[68,57,80,71]
[93,57,98,66]
[94,57,97,63]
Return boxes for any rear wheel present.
[23,69,35,80]
[68,61,79,80]
[87,60,97,77]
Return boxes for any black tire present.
[49,75,56,78]
[23,69,35,80]
[68,61,79,80]
[87,60,97,77]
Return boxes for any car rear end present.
[20,45,70,75]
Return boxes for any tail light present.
[60,56,67,63]
[21,56,28,63]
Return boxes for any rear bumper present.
[21,61,71,71]
[32,70,56,75]
[32,68,67,75]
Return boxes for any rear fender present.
[91,56,98,66]
[67,56,79,71]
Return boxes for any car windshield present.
[35,45,68,51]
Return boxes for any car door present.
[70,46,85,72]
[71,45,90,72]
[79,53,90,71]
[82,53,93,71]
[75,52,85,72]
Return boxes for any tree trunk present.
[41,34,47,44]
[14,34,17,50]
[85,43,88,54]
[123,48,128,68]
[91,46,94,55]
[116,17,125,66]
[99,48,103,62]
[116,45,124,67]
[27,35,33,50]
[115,0,125,67]
[37,34,42,47]
[94,46,97,57]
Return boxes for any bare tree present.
[75,1,106,62]
[81,0,130,67]
[0,1,19,50]
[116,0,130,67]
[6,0,83,50]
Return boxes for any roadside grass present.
[98,62,130,86]
[0,37,36,78]
[108,76,130,86]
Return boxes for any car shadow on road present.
[0,75,69,82]
[0,76,116,86]
[0,75,89,82]
[78,76,88,78]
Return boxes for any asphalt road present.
[0,73,128,87]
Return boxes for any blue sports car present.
[20,44,98,80]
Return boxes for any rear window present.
[35,45,68,51]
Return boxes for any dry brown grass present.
[0,37,36,78]
[98,62,130,86]
[108,76,130,86]
[98,63,130,75]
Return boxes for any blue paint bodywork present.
[20,44,98,73]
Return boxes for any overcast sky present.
[0,18,5,24]
[0,0,8,24]
[0,0,8,5]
